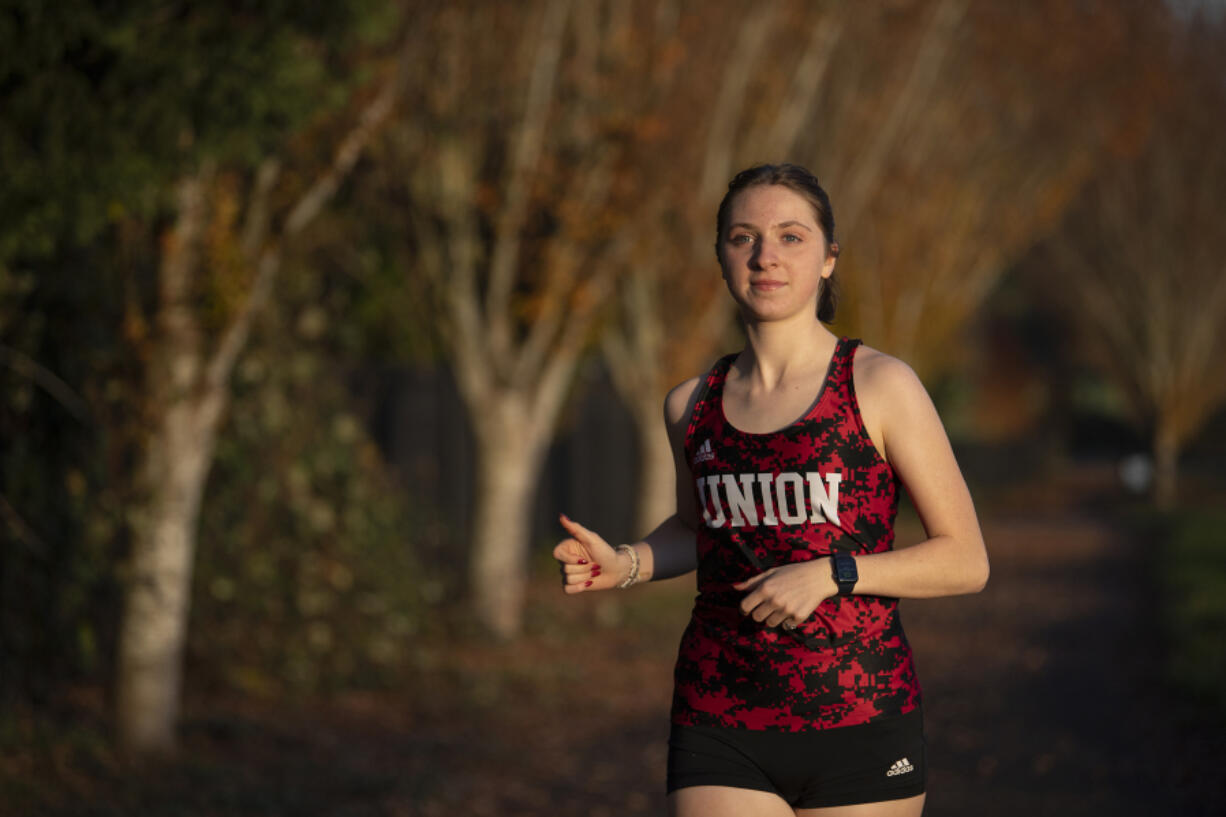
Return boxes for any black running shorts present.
[667,709,926,809]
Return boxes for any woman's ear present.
[822,242,839,279]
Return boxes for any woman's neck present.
[737,317,837,389]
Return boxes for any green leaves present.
[0,0,391,264]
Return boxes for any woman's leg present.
[669,785,797,817]
[796,793,926,817]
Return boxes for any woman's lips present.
[751,279,786,291]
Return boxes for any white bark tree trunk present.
[116,392,221,753]
[402,0,622,638]
[468,397,552,639]
[113,57,402,754]
[116,172,219,755]
[450,294,586,638]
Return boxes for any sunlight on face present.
[719,185,836,322]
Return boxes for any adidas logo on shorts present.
[886,758,915,777]
[693,439,716,464]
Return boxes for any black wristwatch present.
[831,553,858,596]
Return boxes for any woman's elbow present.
[964,551,990,594]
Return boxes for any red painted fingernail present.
[592,564,601,570]
[591,570,601,577]
[584,580,593,587]
[577,559,588,565]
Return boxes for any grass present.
[1159,507,1226,723]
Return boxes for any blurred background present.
[2,0,1225,814]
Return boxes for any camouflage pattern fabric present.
[672,337,922,732]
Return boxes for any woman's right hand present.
[553,514,630,594]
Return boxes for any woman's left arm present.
[851,352,989,598]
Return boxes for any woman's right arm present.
[555,376,703,591]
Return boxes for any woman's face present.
[718,184,836,324]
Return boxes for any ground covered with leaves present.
[4,509,1224,816]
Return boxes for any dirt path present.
[394,511,1224,815]
[21,512,1224,815]
[903,513,1220,816]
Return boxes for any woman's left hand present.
[734,559,837,629]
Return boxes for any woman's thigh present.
[670,788,926,817]
[669,785,796,817]
[796,792,926,817]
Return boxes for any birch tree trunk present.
[1041,21,1226,511]
[116,173,218,755]
[467,395,555,636]
[390,0,631,636]
[115,61,400,754]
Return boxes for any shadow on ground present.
[907,514,1222,817]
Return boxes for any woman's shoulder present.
[851,345,938,461]
[852,343,928,404]
[664,375,705,428]
[663,352,734,428]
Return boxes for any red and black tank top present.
[671,337,921,732]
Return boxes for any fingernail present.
[592,564,601,570]
[591,569,601,577]
[584,580,593,587]
[577,559,588,565]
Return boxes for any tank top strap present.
[826,337,862,397]
[685,354,736,453]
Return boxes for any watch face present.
[834,555,858,584]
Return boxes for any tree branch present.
[0,344,91,422]
[697,4,780,211]
[204,45,405,395]
[512,150,616,386]
[486,0,572,363]
[284,59,403,238]
[756,8,846,160]
[837,0,967,233]
[0,489,48,560]
[240,158,281,259]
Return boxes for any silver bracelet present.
[615,544,641,589]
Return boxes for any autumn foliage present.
[3,0,1225,766]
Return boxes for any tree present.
[2,0,410,755]
[375,0,666,638]
[599,0,1155,533]
[188,224,428,700]
[800,0,1162,377]
[1041,17,1226,508]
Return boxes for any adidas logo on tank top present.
[886,758,915,777]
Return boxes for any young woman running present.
[554,163,989,816]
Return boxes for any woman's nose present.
[753,239,780,269]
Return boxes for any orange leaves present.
[201,171,252,333]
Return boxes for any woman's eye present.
[782,233,802,243]
[730,234,754,245]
